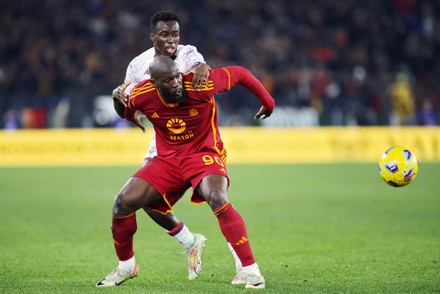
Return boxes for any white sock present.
[227,242,242,271]
[242,263,261,275]
[119,256,135,273]
[169,223,195,250]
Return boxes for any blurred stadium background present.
[0,0,439,164]
[1,0,439,129]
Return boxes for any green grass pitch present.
[0,164,439,293]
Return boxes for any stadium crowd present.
[1,0,439,128]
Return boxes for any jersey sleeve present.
[178,45,206,74]
[123,98,136,121]
[211,66,275,111]
[124,59,141,95]
[124,53,151,95]
[123,87,142,121]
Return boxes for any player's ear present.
[150,78,156,86]
[149,33,155,42]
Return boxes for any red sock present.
[112,212,137,261]
[215,202,255,267]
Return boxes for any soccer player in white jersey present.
[107,10,245,286]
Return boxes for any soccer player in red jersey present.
[97,55,274,289]
[112,10,247,283]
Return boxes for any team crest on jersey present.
[189,108,198,117]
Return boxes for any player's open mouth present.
[166,46,175,55]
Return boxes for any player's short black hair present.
[150,10,180,30]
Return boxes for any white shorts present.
[144,135,157,161]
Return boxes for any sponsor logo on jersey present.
[167,118,186,134]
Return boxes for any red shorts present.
[133,152,229,214]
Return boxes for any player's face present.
[156,69,184,103]
[150,21,180,57]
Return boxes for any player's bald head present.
[149,55,178,80]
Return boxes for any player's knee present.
[112,197,124,216]
[206,190,228,210]
[113,192,134,216]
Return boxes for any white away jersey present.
[123,44,205,95]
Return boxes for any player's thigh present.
[118,177,162,209]
[197,174,229,199]
[134,156,186,195]
[180,152,230,206]
[182,152,229,188]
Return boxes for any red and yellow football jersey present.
[125,66,275,158]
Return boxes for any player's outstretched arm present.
[222,66,275,116]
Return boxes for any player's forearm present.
[114,99,126,118]
[226,66,275,111]
[123,105,135,121]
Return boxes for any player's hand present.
[133,110,146,133]
[192,63,211,91]
[112,81,132,107]
[254,107,273,120]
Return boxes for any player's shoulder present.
[130,80,155,99]
[176,44,199,56]
[182,72,194,82]
[133,79,154,90]
[129,47,155,64]
[177,44,198,51]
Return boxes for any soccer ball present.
[378,146,418,187]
